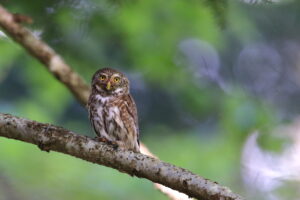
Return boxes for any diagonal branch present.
[0,5,90,105]
[0,113,243,200]
[0,4,193,199]
[0,4,192,199]
[0,4,244,200]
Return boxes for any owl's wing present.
[87,95,101,137]
[124,94,140,146]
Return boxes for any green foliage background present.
[1,0,299,199]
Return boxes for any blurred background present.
[0,0,300,199]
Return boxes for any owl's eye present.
[99,75,106,81]
[114,77,121,83]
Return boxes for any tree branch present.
[0,5,90,105]
[0,4,193,199]
[0,113,243,200]
[0,4,244,200]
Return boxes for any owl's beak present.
[106,82,111,90]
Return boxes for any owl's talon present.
[94,137,108,143]
[111,142,119,150]
[105,140,118,149]
[94,137,118,149]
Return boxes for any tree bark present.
[0,4,193,199]
[0,113,243,200]
[0,5,90,105]
[0,4,244,200]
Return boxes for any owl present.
[87,68,140,153]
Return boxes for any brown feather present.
[88,68,140,152]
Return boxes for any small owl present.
[87,68,140,153]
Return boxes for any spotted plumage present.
[87,68,140,152]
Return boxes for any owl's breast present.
[104,105,125,135]
[93,95,128,141]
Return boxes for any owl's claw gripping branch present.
[94,136,109,143]
[0,113,244,200]
[93,137,119,150]
[108,141,119,150]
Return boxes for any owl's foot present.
[94,136,109,143]
[107,140,119,150]
[94,137,119,150]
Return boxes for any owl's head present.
[91,68,129,96]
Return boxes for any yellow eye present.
[114,77,121,83]
[99,75,106,81]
